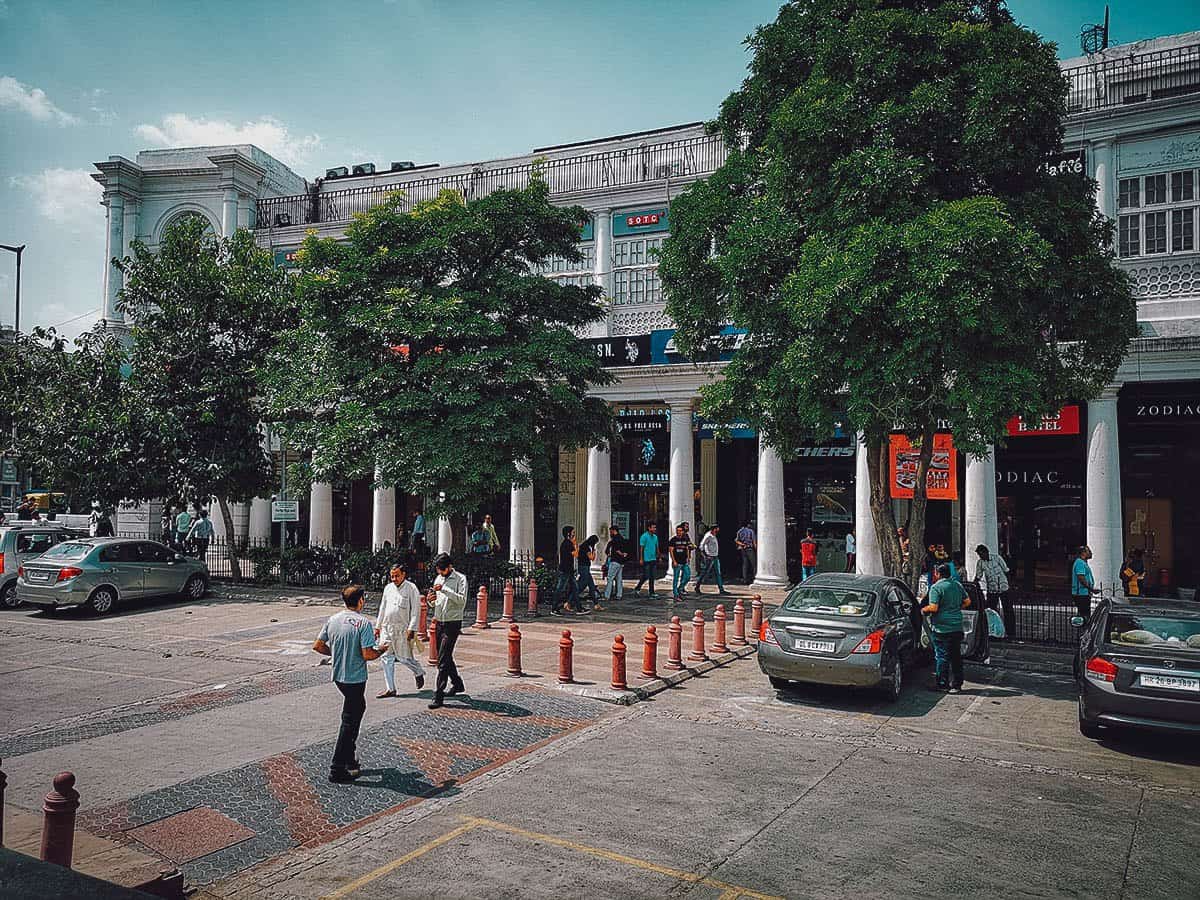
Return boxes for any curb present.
[555,643,758,706]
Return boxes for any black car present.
[1074,597,1200,738]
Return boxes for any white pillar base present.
[585,444,612,575]
[309,482,333,547]
[510,461,535,562]
[752,439,789,589]
[248,497,272,543]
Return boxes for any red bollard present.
[427,617,440,666]
[500,581,515,623]
[712,604,729,654]
[731,598,748,646]
[611,634,628,691]
[751,594,764,639]
[641,625,658,679]
[473,584,491,629]
[558,629,574,683]
[665,616,684,670]
[689,609,708,662]
[506,623,523,677]
[528,579,539,616]
[40,772,79,867]
[418,594,429,642]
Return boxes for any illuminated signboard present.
[613,207,670,236]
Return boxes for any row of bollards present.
[0,761,80,868]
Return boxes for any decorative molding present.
[1120,255,1199,299]
[610,307,673,335]
[150,203,220,244]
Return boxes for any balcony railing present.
[1063,40,1200,113]
[256,132,729,230]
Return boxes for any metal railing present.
[1063,40,1200,113]
[255,132,729,230]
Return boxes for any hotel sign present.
[1006,405,1081,437]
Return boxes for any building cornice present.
[92,156,144,200]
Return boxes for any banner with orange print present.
[889,433,958,500]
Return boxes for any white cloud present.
[10,168,102,230]
[135,113,323,167]
[0,75,79,125]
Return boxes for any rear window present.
[1105,613,1200,651]
[39,542,92,562]
[16,532,60,554]
[782,587,876,617]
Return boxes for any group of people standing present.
[160,503,214,560]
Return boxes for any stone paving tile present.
[76,686,606,887]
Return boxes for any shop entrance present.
[611,485,668,544]
[997,494,1080,594]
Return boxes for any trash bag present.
[986,607,1007,639]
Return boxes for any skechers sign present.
[613,207,670,236]
[651,327,746,365]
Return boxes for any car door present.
[98,542,143,598]
[885,585,916,660]
[138,542,184,598]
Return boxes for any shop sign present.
[271,500,300,522]
[1041,149,1086,177]
[613,207,670,236]
[273,248,301,269]
[611,510,631,537]
[797,446,854,458]
[696,419,756,440]
[0,459,16,484]
[650,327,746,365]
[1126,400,1200,421]
[577,218,594,242]
[585,334,651,367]
[616,409,668,485]
[889,433,958,500]
[1006,405,1081,437]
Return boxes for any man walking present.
[1072,545,1099,620]
[411,509,427,551]
[735,521,757,584]
[313,585,388,783]
[845,531,856,573]
[603,525,628,603]
[428,553,468,709]
[552,526,581,615]
[482,514,501,556]
[376,564,425,697]
[667,524,694,602]
[922,563,969,693]
[187,509,214,562]
[695,524,729,595]
[175,505,193,550]
[973,544,1013,638]
[800,529,819,582]
[633,522,660,598]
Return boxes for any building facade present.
[92,32,1200,595]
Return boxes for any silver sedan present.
[16,537,209,614]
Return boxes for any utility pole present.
[0,244,23,334]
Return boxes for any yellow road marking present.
[320,821,479,899]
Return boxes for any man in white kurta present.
[376,564,426,697]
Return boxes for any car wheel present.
[87,586,117,615]
[881,658,903,701]
[183,574,208,601]
[768,676,789,691]
[1078,697,1103,739]
[1,580,20,609]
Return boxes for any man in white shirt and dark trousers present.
[428,553,468,709]
[695,525,730,595]
[376,564,425,697]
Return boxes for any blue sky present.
[1,0,1196,338]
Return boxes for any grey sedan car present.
[16,537,209,614]
[757,573,922,701]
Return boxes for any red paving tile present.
[127,806,255,863]
[262,753,337,846]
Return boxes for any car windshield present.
[38,542,92,562]
[782,587,875,617]
[1105,613,1200,651]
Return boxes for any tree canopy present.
[658,0,1137,582]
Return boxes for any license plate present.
[794,638,836,653]
[1141,674,1200,692]
[27,570,53,584]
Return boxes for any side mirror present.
[173,553,187,563]
[1070,616,1085,627]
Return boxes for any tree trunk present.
[216,496,242,582]
[450,513,467,557]
[864,425,936,594]
[904,423,937,594]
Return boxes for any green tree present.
[658,0,1137,586]
[117,217,289,578]
[262,181,613,553]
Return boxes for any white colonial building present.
[93,31,1200,597]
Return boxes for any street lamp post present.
[0,244,24,333]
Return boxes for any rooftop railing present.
[256,131,728,231]
[1063,40,1200,113]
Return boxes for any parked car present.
[757,573,923,700]
[0,522,84,608]
[16,537,209,615]
[1074,597,1200,738]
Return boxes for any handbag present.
[986,607,1006,639]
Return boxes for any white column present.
[509,460,535,562]
[121,199,139,265]
[752,438,789,588]
[209,497,227,539]
[585,444,612,574]
[437,516,453,555]
[1092,139,1115,221]
[249,497,272,543]
[221,188,238,238]
[309,482,333,546]
[964,446,998,575]
[231,501,249,542]
[593,208,613,313]
[667,400,695,543]
[371,465,396,550]
[237,195,252,230]
[102,194,125,323]
[854,433,883,575]
[1087,388,1123,597]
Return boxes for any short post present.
[473,584,491,629]
[427,617,440,666]
[40,772,79,868]
[506,623,523,677]
[665,616,684,670]
[641,625,658,679]
[688,609,708,662]
[611,634,628,691]
[500,580,515,623]
[418,594,429,642]
[558,629,574,684]
[712,603,729,654]
[751,594,764,639]
[731,598,748,646]
[528,579,539,616]
[1,758,7,848]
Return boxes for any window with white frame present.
[533,242,595,277]
[612,236,665,305]
[1118,169,1198,258]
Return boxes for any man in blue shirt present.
[735,522,757,584]
[921,563,970,693]
[633,523,660,599]
[1071,545,1098,620]
[314,585,388,782]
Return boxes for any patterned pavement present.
[75,687,606,886]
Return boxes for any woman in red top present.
[800,529,819,582]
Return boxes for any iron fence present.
[1063,40,1200,113]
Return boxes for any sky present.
[1,0,1197,340]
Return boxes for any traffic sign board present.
[271,500,300,523]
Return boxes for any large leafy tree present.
[658,0,1137,585]
[262,181,613,552]
[117,217,289,578]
